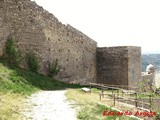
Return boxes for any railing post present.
[113,94,115,106]
[89,84,91,93]
[102,89,104,98]
[117,89,119,102]
[135,93,138,107]
[149,95,152,111]
[99,93,102,101]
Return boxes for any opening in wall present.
[48,48,51,51]
[67,59,69,61]
[58,39,60,41]
[68,50,70,52]
[76,59,78,61]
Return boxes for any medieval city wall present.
[97,46,142,88]
[0,0,97,84]
[128,46,142,87]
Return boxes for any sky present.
[33,0,160,53]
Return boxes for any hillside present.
[142,54,160,72]
[0,60,80,119]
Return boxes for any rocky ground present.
[21,90,77,120]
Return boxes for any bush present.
[27,52,39,73]
[5,37,23,66]
[48,59,60,77]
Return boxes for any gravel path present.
[22,90,77,120]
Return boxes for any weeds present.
[27,52,39,73]
[48,59,60,77]
[5,37,23,67]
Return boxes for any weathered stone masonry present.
[97,46,142,88]
[0,0,97,84]
[0,0,142,86]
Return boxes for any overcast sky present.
[33,0,160,53]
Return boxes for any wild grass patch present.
[66,89,138,120]
[0,92,24,120]
[0,60,81,119]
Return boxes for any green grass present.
[0,59,81,95]
[0,59,81,119]
[66,89,138,120]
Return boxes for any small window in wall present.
[63,68,65,70]
[76,59,78,61]
[58,39,60,41]
[83,50,85,52]
[48,37,50,41]
[68,50,70,52]
[59,49,61,52]
[67,40,69,42]
[81,41,83,44]
[48,48,51,51]
[67,59,69,61]
[77,66,79,68]
[30,19,33,23]
[67,33,69,36]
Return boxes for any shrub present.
[48,59,60,77]
[5,37,23,66]
[27,52,39,73]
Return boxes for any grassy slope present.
[0,60,80,119]
[66,89,138,120]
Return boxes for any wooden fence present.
[89,83,160,112]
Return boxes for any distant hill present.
[142,54,160,72]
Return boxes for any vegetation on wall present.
[26,52,39,73]
[48,59,60,77]
[0,59,81,119]
[5,37,23,67]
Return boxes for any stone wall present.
[97,46,142,88]
[128,46,142,87]
[0,0,142,86]
[0,0,97,84]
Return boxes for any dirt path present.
[21,90,77,120]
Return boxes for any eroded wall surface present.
[97,46,142,88]
[128,47,142,87]
[0,0,97,84]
